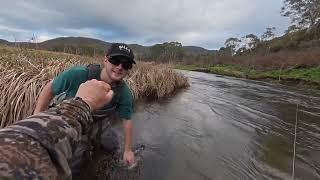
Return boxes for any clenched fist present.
[76,79,114,111]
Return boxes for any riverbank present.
[175,64,320,89]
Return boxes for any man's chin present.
[110,75,123,82]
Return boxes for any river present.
[96,70,320,180]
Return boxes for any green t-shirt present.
[52,66,133,119]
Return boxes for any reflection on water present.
[96,71,320,180]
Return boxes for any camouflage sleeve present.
[0,98,92,180]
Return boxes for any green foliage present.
[224,37,241,56]
[174,64,200,71]
[219,21,319,56]
[281,0,320,28]
[150,42,184,62]
[261,27,276,41]
[282,66,320,81]
[245,34,260,50]
[218,47,232,56]
[241,26,320,54]
[269,40,285,52]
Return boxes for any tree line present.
[220,0,320,57]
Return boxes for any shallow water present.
[99,70,320,180]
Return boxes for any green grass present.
[252,67,320,82]
[175,64,248,78]
[174,64,202,71]
[175,64,320,86]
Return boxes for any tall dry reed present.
[0,46,189,127]
[126,63,189,100]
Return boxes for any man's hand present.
[75,79,113,111]
[123,150,136,167]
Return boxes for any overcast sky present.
[0,0,290,49]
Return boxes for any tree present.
[261,27,276,41]
[236,47,247,55]
[261,27,276,54]
[218,47,231,56]
[246,34,260,50]
[284,24,300,34]
[224,37,241,56]
[241,34,260,52]
[281,0,320,28]
[150,42,183,62]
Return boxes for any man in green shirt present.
[34,43,136,174]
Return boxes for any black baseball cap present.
[106,43,136,64]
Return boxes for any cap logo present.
[119,45,130,53]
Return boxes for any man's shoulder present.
[52,65,89,96]
[56,65,89,81]
[65,66,89,77]
[121,81,129,88]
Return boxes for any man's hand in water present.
[123,150,136,167]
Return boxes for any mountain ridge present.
[0,37,217,56]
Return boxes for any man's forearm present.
[34,81,54,114]
[123,120,133,152]
[0,98,93,179]
[0,79,113,179]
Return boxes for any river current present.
[95,70,320,180]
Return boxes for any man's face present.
[104,56,131,82]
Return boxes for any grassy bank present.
[0,46,189,127]
[175,64,320,88]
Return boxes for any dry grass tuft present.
[0,46,189,127]
[126,63,189,100]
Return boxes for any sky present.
[0,0,291,50]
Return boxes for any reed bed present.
[0,46,189,127]
[126,63,189,100]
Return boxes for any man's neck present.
[100,69,113,84]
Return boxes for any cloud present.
[0,0,290,49]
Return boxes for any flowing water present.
[98,70,320,180]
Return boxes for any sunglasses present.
[107,56,133,70]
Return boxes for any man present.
[0,79,114,179]
[34,43,136,173]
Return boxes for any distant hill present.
[40,37,110,48]
[183,46,217,55]
[0,39,9,45]
[0,37,216,57]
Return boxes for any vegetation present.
[173,0,320,88]
[175,64,320,87]
[0,46,189,127]
[281,0,320,28]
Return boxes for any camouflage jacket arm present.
[0,98,92,180]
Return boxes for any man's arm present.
[123,119,136,166]
[34,80,54,114]
[34,66,89,114]
[117,83,136,166]
[0,80,113,179]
